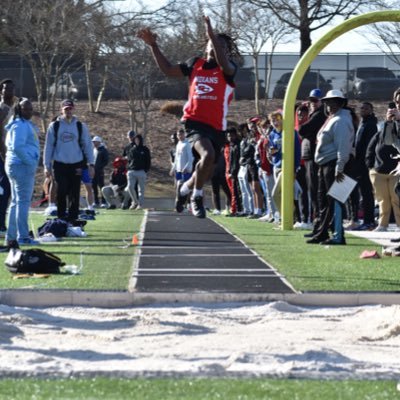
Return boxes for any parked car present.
[341,67,400,100]
[49,74,78,99]
[50,72,122,100]
[234,68,266,100]
[273,71,332,99]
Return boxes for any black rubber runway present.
[132,211,295,293]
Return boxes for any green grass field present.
[0,378,398,399]
[212,215,400,292]
[0,209,143,290]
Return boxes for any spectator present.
[257,117,277,222]
[169,131,178,174]
[81,166,95,212]
[246,118,264,219]
[0,78,16,236]
[224,127,242,216]
[211,148,231,215]
[366,92,400,232]
[126,134,151,210]
[346,102,377,231]
[268,110,301,223]
[123,130,136,158]
[298,89,327,235]
[4,99,40,246]
[237,123,254,216]
[43,99,94,223]
[294,102,311,229]
[173,129,194,212]
[102,157,130,209]
[92,135,109,207]
[306,90,354,245]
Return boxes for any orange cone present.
[131,234,139,245]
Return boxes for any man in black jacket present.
[126,134,151,209]
[298,89,327,234]
[347,102,377,230]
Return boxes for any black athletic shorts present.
[183,120,226,163]
[247,163,259,182]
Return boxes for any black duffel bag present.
[5,248,65,274]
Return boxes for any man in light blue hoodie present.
[306,90,354,245]
[43,99,94,222]
[4,98,40,246]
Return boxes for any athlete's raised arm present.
[203,16,236,77]
[137,27,184,78]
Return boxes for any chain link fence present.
[1,52,400,100]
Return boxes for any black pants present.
[211,174,231,211]
[296,164,309,223]
[313,159,338,241]
[304,159,318,221]
[92,170,105,204]
[0,158,10,230]
[53,161,83,221]
[348,167,375,225]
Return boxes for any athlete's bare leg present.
[184,137,215,191]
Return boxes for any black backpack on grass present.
[5,248,65,274]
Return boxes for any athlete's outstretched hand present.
[203,15,214,39]
[137,27,158,46]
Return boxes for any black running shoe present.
[0,239,19,253]
[191,196,206,218]
[175,181,188,213]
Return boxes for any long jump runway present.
[131,211,295,293]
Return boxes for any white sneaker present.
[374,225,388,232]
[258,214,271,222]
[44,205,57,216]
[212,209,221,215]
[293,221,311,230]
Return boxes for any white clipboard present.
[327,174,357,203]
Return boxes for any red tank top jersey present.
[182,58,235,131]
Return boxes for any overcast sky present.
[112,0,382,54]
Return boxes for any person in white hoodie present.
[43,99,94,222]
[173,129,194,212]
[4,98,40,246]
[306,90,354,246]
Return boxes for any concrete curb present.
[1,289,400,308]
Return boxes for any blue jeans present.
[5,163,37,241]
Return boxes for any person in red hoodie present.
[138,16,240,219]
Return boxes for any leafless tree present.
[0,0,85,129]
[246,0,378,55]
[367,1,400,70]
[232,2,294,113]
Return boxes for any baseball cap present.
[61,99,74,109]
[321,89,346,101]
[92,136,102,142]
[127,130,136,138]
[249,116,261,123]
[309,88,322,99]
[0,78,14,87]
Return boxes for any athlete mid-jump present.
[138,16,240,218]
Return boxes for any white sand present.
[1,301,399,379]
